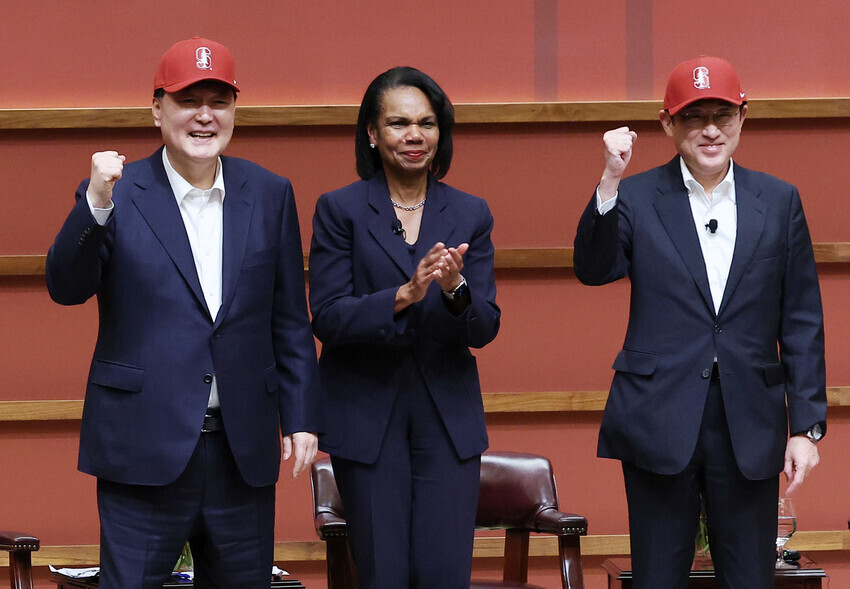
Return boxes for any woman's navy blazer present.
[309,173,500,464]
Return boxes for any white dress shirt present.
[680,158,737,315]
[595,157,738,314]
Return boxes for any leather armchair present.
[310,451,588,589]
[0,531,39,589]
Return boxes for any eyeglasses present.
[676,107,742,129]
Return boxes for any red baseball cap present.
[663,56,745,115]
[154,37,240,93]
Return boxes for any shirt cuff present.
[596,188,618,215]
[86,189,114,226]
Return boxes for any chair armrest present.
[0,531,39,552]
[533,508,588,536]
[315,511,348,540]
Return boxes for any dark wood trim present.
[0,255,45,276]
[3,98,850,130]
[494,248,574,269]
[483,391,609,412]
[22,529,850,566]
[3,243,849,277]
[2,388,848,422]
[0,400,84,421]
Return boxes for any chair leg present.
[9,550,34,589]
[326,537,357,589]
[558,535,584,589]
[503,529,530,582]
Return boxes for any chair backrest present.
[0,531,39,589]
[476,452,559,530]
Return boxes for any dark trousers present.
[96,430,275,589]
[623,376,779,589]
[331,382,481,589]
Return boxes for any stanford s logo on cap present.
[195,47,212,70]
[663,56,745,115]
[693,66,710,90]
[154,37,240,93]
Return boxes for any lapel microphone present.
[705,219,719,234]
[391,219,406,238]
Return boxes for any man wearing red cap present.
[46,38,320,588]
[574,56,825,588]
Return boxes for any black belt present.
[202,408,223,433]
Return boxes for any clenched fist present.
[89,151,126,208]
[599,127,637,202]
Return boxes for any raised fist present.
[89,151,126,207]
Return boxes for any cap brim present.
[667,94,745,115]
[157,77,240,93]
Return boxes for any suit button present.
[213,331,221,339]
[203,374,213,384]
[701,368,711,379]
[378,329,386,337]
[714,324,723,333]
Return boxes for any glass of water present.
[776,497,797,567]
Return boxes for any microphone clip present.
[391,219,406,239]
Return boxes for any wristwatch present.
[442,275,468,300]
[803,423,824,445]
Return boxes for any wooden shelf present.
[0,255,44,276]
[3,98,850,130]
[23,530,850,566]
[2,387,848,422]
[2,243,849,277]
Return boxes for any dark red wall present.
[2,2,849,587]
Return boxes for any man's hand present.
[599,127,637,202]
[783,435,820,495]
[283,431,318,479]
[89,151,126,208]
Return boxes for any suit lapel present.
[131,150,208,315]
[366,175,414,277]
[415,177,456,261]
[652,158,715,315]
[718,165,766,314]
[218,158,253,327]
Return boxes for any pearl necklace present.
[390,197,427,211]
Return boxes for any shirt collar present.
[679,156,736,205]
[162,147,225,204]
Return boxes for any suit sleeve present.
[573,190,632,286]
[46,179,111,305]
[779,188,827,435]
[419,197,500,349]
[273,182,322,435]
[309,192,413,348]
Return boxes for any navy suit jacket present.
[574,157,826,480]
[309,173,500,464]
[46,148,320,487]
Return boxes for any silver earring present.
[369,143,376,149]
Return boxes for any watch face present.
[807,424,823,443]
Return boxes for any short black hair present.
[152,82,237,101]
[355,67,454,180]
